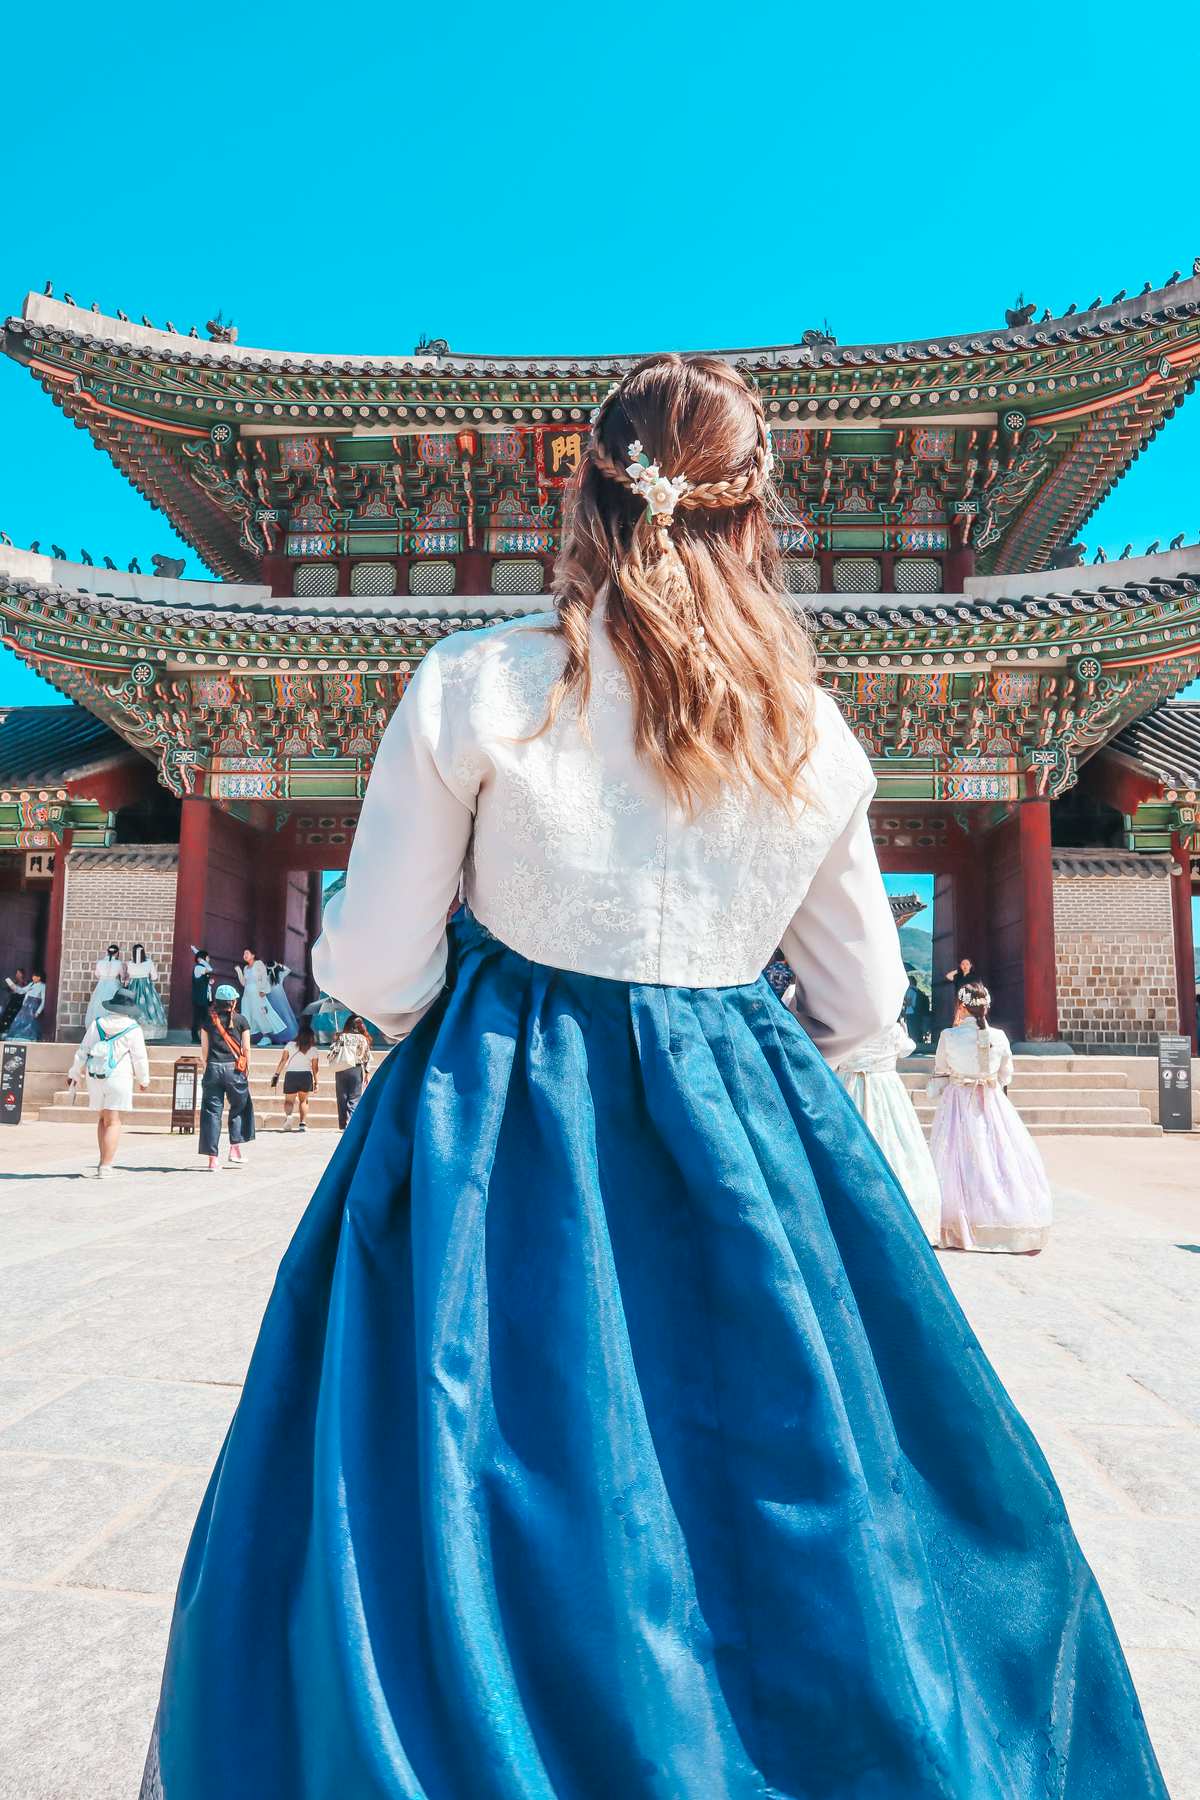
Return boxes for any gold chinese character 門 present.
[549,433,582,476]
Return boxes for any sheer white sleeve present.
[779,781,907,1066]
[312,648,474,1039]
[996,1033,1015,1089]
[927,1029,952,1099]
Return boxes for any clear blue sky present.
[3,0,1200,709]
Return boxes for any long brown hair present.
[546,353,816,810]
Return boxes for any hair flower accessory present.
[625,441,691,519]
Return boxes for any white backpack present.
[86,1019,136,1080]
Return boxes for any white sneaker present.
[282,1114,297,1132]
[97,1165,115,1181]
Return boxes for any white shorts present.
[85,1061,135,1111]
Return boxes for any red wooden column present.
[41,830,72,1041]
[1170,832,1197,1049]
[169,797,212,1031]
[1019,798,1059,1041]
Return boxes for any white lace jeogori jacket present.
[313,602,906,1062]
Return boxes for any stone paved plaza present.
[0,1122,1197,1799]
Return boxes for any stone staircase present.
[11,1045,1198,1136]
[898,1057,1181,1138]
[23,1045,353,1133]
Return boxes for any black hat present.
[106,988,139,1011]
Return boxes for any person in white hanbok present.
[837,1020,941,1243]
[236,949,285,1043]
[84,944,125,1026]
[928,982,1052,1253]
[67,988,151,1177]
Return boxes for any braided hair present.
[546,352,816,811]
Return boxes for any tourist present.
[837,1020,941,1243]
[928,980,1053,1254]
[0,966,26,1036]
[901,963,931,1048]
[944,952,979,1024]
[3,968,45,1040]
[189,945,213,1044]
[265,959,299,1043]
[197,983,255,1172]
[125,942,168,1042]
[66,987,151,1178]
[270,1024,320,1131]
[326,1013,372,1128]
[141,355,1165,1798]
[83,943,124,1026]
[235,947,285,1046]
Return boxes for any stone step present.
[1025,1123,1164,1138]
[899,1069,1132,1092]
[907,1087,1140,1108]
[912,1105,1152,1127]
[34,1103,346,1131]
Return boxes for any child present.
[837,1021,940,1243]
[928,980,1053,1253]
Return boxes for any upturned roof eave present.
[10,276,1200,371]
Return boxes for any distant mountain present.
[898,925,932,985]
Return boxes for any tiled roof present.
[1052,850,1173,878]
[0,705,130,785]
[1109,700,1200,786]
[9,276,1200,373]
[67,847,178,870]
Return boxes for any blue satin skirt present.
[143,915,1167,1799]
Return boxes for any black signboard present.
[171,1057,200,1133]
[1157,1034,1193,1133]
[1,1042,28,1125]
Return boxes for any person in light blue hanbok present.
[264,959,299,1044]
[126,943,168,1042]
[141,356,1166,1800]
[84,944,124,1027]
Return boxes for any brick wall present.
[1053,856,1179,1049]
[58,848,179,1034]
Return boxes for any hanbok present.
[3,977,44,1041]
[84,955,124,1027]
[141,611,1164,1800]
[126,955,168,1042]
[265,961,299,1044]
[928,1019,1053,1253]
[837,1022,941,1243]
[236,958,285,1041]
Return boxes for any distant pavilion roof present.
[0,703,131,788]
[1109,700,1200,787]
[6,274,1200,583]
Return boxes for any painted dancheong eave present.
[6,276,1200,586]
[3,544,1200,812]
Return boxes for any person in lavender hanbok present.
[236,948,285,1045]
[928,981,1053,1254]
[3,970,45,1040]
[837,1020,941,1243]
[126,943,168,1042]
[84,944,124,1026]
